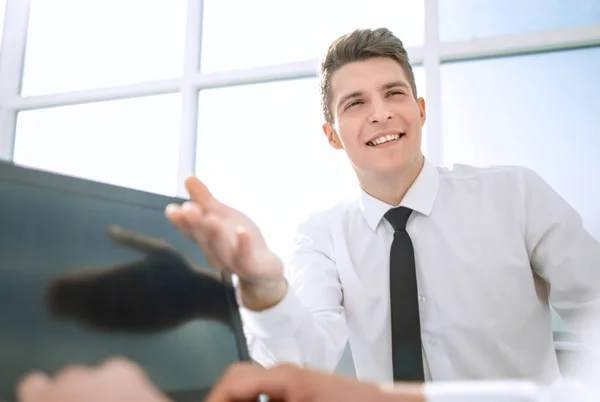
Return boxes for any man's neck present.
[359,155,425,206]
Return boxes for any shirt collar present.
[358,158,440,231]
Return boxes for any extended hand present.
[206,363,425,402]
[16,359,425,402]
[16,358,171,402]
[165,177,287,310]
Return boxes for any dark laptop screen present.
[0,162,249,401]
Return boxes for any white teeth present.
[369,133,402,146]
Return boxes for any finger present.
[199,214,238,272]
[206,364,291,402]
[107,226,170,254]
[180,204,232,270]
[178,201,241,276]
[182,212,236,272]
[184,177,221,213]
[48,365,95,401]
[99,356,148,382]
[17,371,51,402]
[180,201,205,230]
[168,202,229,275]
[165,203,193,238]
[232,227,255,273]
[54,365,93,383]
[185,234,222,273]
[98,357,172,402]
[197,246,223,273]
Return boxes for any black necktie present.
[384,206,425,382]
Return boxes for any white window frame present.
[0,0,599,193]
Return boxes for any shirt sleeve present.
[237,210,349,371]
[520,167,600,329]
[422,380,540,402]
[422,379,597,402]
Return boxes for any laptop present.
[0,161,251,401]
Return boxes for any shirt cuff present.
[537,379,595,402]
[423,380,540,402]
[236,280,308,339]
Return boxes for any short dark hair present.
[319,27,418,125]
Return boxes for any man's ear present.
[322,123,343,150]
[417,97,427,126]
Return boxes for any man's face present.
[323,57,426,179]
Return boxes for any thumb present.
[185,176,223,212]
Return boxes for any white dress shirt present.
[420,378,597,402]
[238,160,600,398]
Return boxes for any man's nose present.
[368,99,393,123]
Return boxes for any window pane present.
[196,67,425,262]
[196,78,354,261]
[0,0,6,45]
[21,0,187,96]
[439,0,600,42]
[13,94,182,196]
[440,47,600,242]
[200,0,424,72]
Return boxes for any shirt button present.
[419,294,426,303]
[429,338,437,346]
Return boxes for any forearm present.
[238,278,289,311]
[240,285,347,371]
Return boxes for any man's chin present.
[374,161,412,175]
[363,157,423,179]
[354,165,408,183]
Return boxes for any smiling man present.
[165,27,600,389]
[321,47,425,209]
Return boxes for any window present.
[13,94,182,196]
[0,0,6,46]
[196,77,355,261]
[196,67,425,262]
[440,47,600,331]
[21,0,187,96]
[200,0,424,72]
[439,0,600,42]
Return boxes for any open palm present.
[165,176,283,287]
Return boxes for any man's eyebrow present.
[337,91,362,110]
[336,81,411,110]
[382,80,410,91]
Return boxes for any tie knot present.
[384,206,413,231]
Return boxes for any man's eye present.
[346,100,362,109]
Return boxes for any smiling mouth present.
[366,133,405,146]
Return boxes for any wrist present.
[238,277,288,311]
